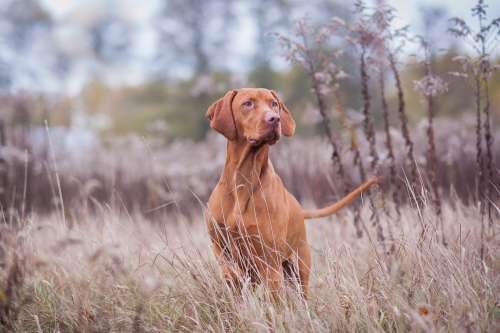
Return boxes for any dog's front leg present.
[253,251,285,303]
[209,240,244,294]
[264,267,284,303]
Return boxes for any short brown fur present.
[205,88,377,299]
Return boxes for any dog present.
[205,88,377,299]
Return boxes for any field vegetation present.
[0,0,499,332]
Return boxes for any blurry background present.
[0,0,499,220]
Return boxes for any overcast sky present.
[42,0,500,37]
[31,0,500,94]
[389,0,499,28]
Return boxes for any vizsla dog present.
[205,88,377,299]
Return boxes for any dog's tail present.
[302,177,379,220]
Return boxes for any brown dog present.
[205,88,377,299]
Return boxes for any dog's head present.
[206,88,295,146]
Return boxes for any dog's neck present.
[221,140,271,191]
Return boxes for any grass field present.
[1,193,498,332]
[1,0,499,332]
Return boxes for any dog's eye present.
[242,100,254,108]
[271,100,279,108]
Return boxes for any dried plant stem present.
[352,131,385,247]
[0,120,6,212]
[389,53,417,189]
[475,2,496,257]
[448,0,500,260]
[358,47,386,246]
[476,7,490,248]
[424,61,445,245]
[360,47,378,171]
[310,78,369,237]
[476,1,496,230]
[420,52,445,244]
[334,93,362,237]
[313,81,346,183]
[298,29,348,196]
[426,95,445,234]
[335,90,384,244]
[473,75,486,261]
[379,71,400,217]
[482,76,494,229]
[474,76,484,205]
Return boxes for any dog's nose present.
[265,112,280,126]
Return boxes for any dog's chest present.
[208,179,289,241]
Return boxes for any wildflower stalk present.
[472,0,498,257]
[413,37,449,244]
[379,71,400,217]
[351,128,385,246]
[475,74,485,260]
[482,72,494,228]
[475,0,496,228]
[0,120,6,212]
[389,52,418,189]
[424,59,445,245]
[358,46,385,244]
[334,88,385,244]
[360,46,378,171]
[474,75,484,208]
[349,2,388,243]
[276,18,350,196]
[310,87,349,203]
[449,0,499,258]
[334,92,364,237]
[302,22,347,190]
[310,76,347,188]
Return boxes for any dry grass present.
[1,1,498,331]
[1,193,498,332]
[1,116,499,220]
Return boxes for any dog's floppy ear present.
[206,90,238,140]
[270,90,295,136]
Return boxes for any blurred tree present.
[253,0,290,67]
[250,0,290,88]
[90,15,132,64]
[311,0,350,23]
[155,0,236,79]
[0,0,52,89]
[0,60,11,88]
[420,5,450,53]
[0,0,51,48]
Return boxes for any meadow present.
[1,0,499,332]
[0,190,498,332]
[1,118,499,331]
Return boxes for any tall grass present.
[0,1,499,330]
[0,118,498,222]
[0,189,498,331]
